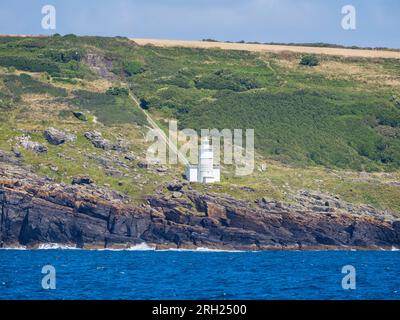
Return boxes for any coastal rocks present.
[84,131,126,152]
[205,202,227,220]
[1,162,400,250]
[44,127,76,145]
[16,136,47,154]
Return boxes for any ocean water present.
[0,248,399,300]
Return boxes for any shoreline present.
[1,242,399,252]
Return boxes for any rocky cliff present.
[1,157,400,250]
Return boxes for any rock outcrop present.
[84,131,126,152]
[1,162,400,250]
[16,136,47,154]
[44,128,76,145]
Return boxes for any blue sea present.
[0,248,399,300]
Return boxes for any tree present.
[140,98,150,110]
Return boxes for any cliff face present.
[1,162,400,250]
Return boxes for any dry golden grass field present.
[131,38,400,59]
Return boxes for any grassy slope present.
[0,35,399,213]
[132,46,400,171]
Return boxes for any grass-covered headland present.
[0,34,399,214]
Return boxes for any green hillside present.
[0,35,399,213]
[1,35,399,170]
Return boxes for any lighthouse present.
[185,136,220,183]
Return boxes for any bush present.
[0,55,61,75]
[140,98,150,109]
[44,49,82,63]
[194,69,259,92]
[124,60,145,76]
[3,74,68,98]
[53,77,78,85]
[300,55,320,67]
[71,90,147,126]
[106,87,129,96]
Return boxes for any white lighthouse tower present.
[185,136,220,183]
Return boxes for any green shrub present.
[300,55,320,66]
[3,74,67,99]
[43,49,82,63]
[194,69,259,92]
[106,87,129,96]
[0,55,61,75]
[124,60,145,76]
[53,77,79,85]
[71,90,147,126]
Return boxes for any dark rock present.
[167,181,184,192]
[137,161,149,169]
[73,111,88,122]
[124,153,136,161]
[72,176,93,185]
[241,186,255,193]
[12,147,22,158]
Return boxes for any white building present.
[185,136,220,183]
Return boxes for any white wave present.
[0,245,27,250]
[195,247,245,253]
[0,242,247,252]
[93,243,156,251]
[155,247,246,253]
[126,243,156,251]
[37,243,79,250]
[391,246,400,251]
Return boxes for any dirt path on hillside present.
[131,38,400,59]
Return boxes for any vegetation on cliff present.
[0,35,399,216]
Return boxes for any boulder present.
[167,181,184,192]
[44,127,76,145]
[17,136,47,154]
[72,176,93,185]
